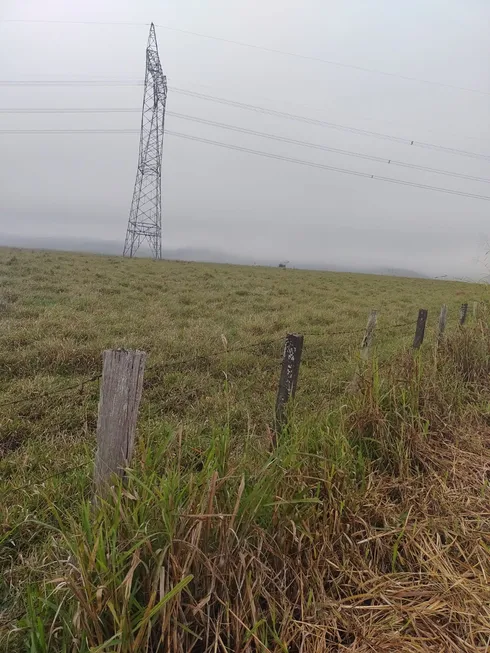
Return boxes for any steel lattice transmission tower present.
[124,23,167,259]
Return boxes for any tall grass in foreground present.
[7,325,490,652]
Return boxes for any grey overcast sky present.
[1,0,490,277]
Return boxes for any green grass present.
[1,247,490,651]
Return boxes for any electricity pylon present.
[123,23,167,259]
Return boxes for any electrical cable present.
[1,127,488,200]
[1,81,489,161]
[158,131,490,201]
[172,87,490,162]
[2,19,490,97]
[2,108,488,184]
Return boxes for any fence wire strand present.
[2,314,478,498]
[3,462,91,497]
[0,320,418,410]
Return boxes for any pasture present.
[1,248,490,652]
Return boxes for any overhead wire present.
[141,130,490,202]
[171,87,490,162]
[0,80,142,86]
[2,81,489,162]
[2,107,488,185]
[1,127,488,200]
[167,133,490,199]
[2,18,490,97]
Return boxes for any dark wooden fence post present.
[275,333,303,430]
[413,309,428,350]
[94,349,147,497]
[459,303,468,325]
[360,310,378,361]
[437,304,447,344]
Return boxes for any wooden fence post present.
[459,303,468,325]
[349,310,378,392]
[437,304,447,344]
[94,349,147,496]
[413,309,428,350]
[275,333,303,430]
[472,301,478,320]
[360,310,378,361]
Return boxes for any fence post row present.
[275,333,304,430]
[90,302,472,488]
[459,303,468,325]
[412,309,428,350]
[437,304,447,344]
[94,349,147,497]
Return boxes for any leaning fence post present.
[275,333,303,430]
[437,304,447,344]
[349,310,378,392]
[459,303,468,325]
[94,349,147,497]
[413,309,428,350]
[360,310,378,361]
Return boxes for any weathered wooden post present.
[94,349,147,496]
[459,303,468,325]
[360,310,378,361]
[413,309,428,350]
[349,310,378,392]
[472,301,478,321]
[275,333,303,430]
[437,304,447,344]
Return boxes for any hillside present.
[0,234,427,278]
[1,248,490,652]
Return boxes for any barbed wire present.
[0,320,418,411]
[377,321,418,332]
[0,373,102,409]
[3,462,91,497]
[1,317,479,498]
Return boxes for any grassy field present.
[1,247,490,651]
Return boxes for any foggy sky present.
[1,0,490,277]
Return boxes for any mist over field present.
[0,229,484,280]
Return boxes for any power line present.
[2,127,489,201]
[0,19,149,26]
[164,132,490,201]
[1,82,487,145]
[0,108,141,113]
[2,108,489,184]
[167,113,490,184]
[3,81,488,162]
[172,88,490,162]
[160,26,490,98]
[0,80,142,86]
[2,18,490,97]
[0,129,138,133]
